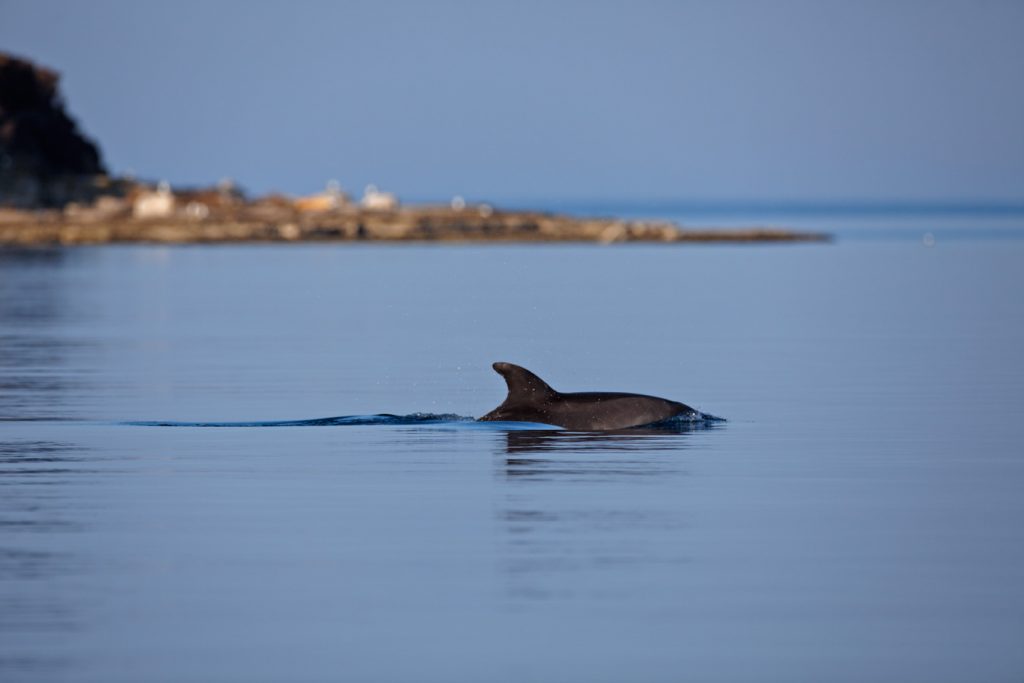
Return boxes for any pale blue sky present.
[2,0,1022,202]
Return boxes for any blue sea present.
[2,203,1023,682]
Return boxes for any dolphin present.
[479,362,709,430]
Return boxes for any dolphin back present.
[479,362,698,430]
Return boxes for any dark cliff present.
[0,52,107,207]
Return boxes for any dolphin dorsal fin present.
[492,362,556,404]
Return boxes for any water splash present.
[653,410,726,426]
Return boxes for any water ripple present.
[123,413,476,427]
[122,412,724,430]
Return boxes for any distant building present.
[132,181,175,219]
[294,180,349,213]
[361,184,399,211]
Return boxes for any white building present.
[132,181,175,219]
[361,184,399,210]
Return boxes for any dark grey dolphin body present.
[479,362,704,430]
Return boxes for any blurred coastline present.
[0,51,829,246]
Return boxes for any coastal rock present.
[0,52,107,208]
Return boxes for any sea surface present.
[2,206,1023,682]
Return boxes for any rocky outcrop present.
[0,52,107,208]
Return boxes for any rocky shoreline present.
[1,52,829,247]
[0,205,829,245]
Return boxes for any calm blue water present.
[2,211,1024,682]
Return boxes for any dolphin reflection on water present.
[499,422,720,478]
[479,362,720,431]
[503,424,716,454]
